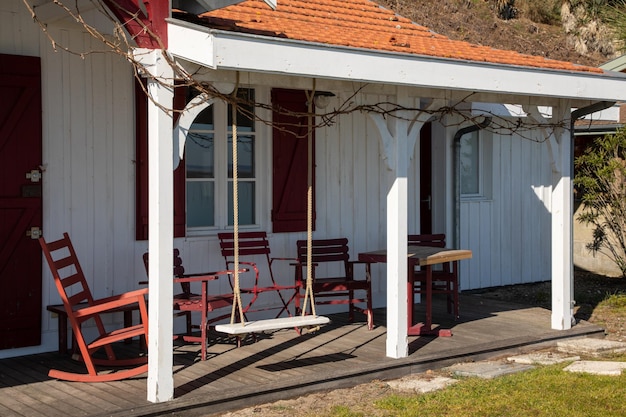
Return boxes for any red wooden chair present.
[218,232,300,319]
[294,238,373,330]
[39,233,149,382]
[408,233,460,319]
[142,249,234,361]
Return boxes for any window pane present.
[228,181,255,225]
[228,89,255,132]
[228,135,255,178]
[186,132,214,178]
[186,181,214,227]
[460,131,480,195]
[192,106,214,129]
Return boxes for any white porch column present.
[369,92,438,358]
[146,50,175,402]
[550,100,574,330]
[385,89,411,358]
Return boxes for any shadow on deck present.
[0,294,605,417]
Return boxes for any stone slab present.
[387,375,458,393]
[507,352,580,365]
[444,361,535,379]
[564,360,626,376]
[557,338,626,357]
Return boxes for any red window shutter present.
[271,89,315,233]
[135,80,186,240]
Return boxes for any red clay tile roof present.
[177,0,603,74]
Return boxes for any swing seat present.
[215,315,330,335]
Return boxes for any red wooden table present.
[358,246,472,336]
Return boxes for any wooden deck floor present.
[0,294,605,417]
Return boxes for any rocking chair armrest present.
[73,288,148,319]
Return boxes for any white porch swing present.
[215,87,329,335]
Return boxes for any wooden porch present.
[0,294,604,417]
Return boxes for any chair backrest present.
[296,238,350,270]
[39,233,107,334]
[408,233,446,248]
[218,231,271,259]
[40,233,95,309]
[142,249,191,294]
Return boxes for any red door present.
[0,54,43,349]
[419,122,432,234]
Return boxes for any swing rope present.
[227,82,322,328]
[229,95,246,326]
[302,87,317,318]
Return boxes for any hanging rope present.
[229,93,246,326]
[302,83,317,318]
[215,81,330,336]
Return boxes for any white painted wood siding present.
[459,129,552,290]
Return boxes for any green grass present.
[364,364,626,417]
[602,293,626,310]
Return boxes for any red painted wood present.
[102,0,168,48]
[271,89,315,233]
[294,238,373,329]
[218,232,300,319]
[40,233,150,382]
[419,122,432,234]
[0,54,42,350]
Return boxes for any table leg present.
[407,264,452,337]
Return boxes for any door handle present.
[26,227,42,239]
[421,195,431,210]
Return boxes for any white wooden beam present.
[383,87,412,358]
[550,100,574,330]
[369,99,445,171]
[144,50,175,403]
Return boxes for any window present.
[135,86,313,240]
[186,89,257,233]
[460,131,480,195]
[460,130,492,198]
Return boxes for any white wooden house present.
[2,0,626,402]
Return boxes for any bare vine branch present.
[22,0,574,142]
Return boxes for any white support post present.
[384,88,413,358]
[145,50,175,402]
[550,100,574,330]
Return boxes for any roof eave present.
[167,19,626,104]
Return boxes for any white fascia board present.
[167,19,626,103]
[168,21,216,68]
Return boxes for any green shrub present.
[575,127,626,278]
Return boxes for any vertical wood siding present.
[459,129,552,291]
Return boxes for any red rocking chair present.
[39,233,149,382]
